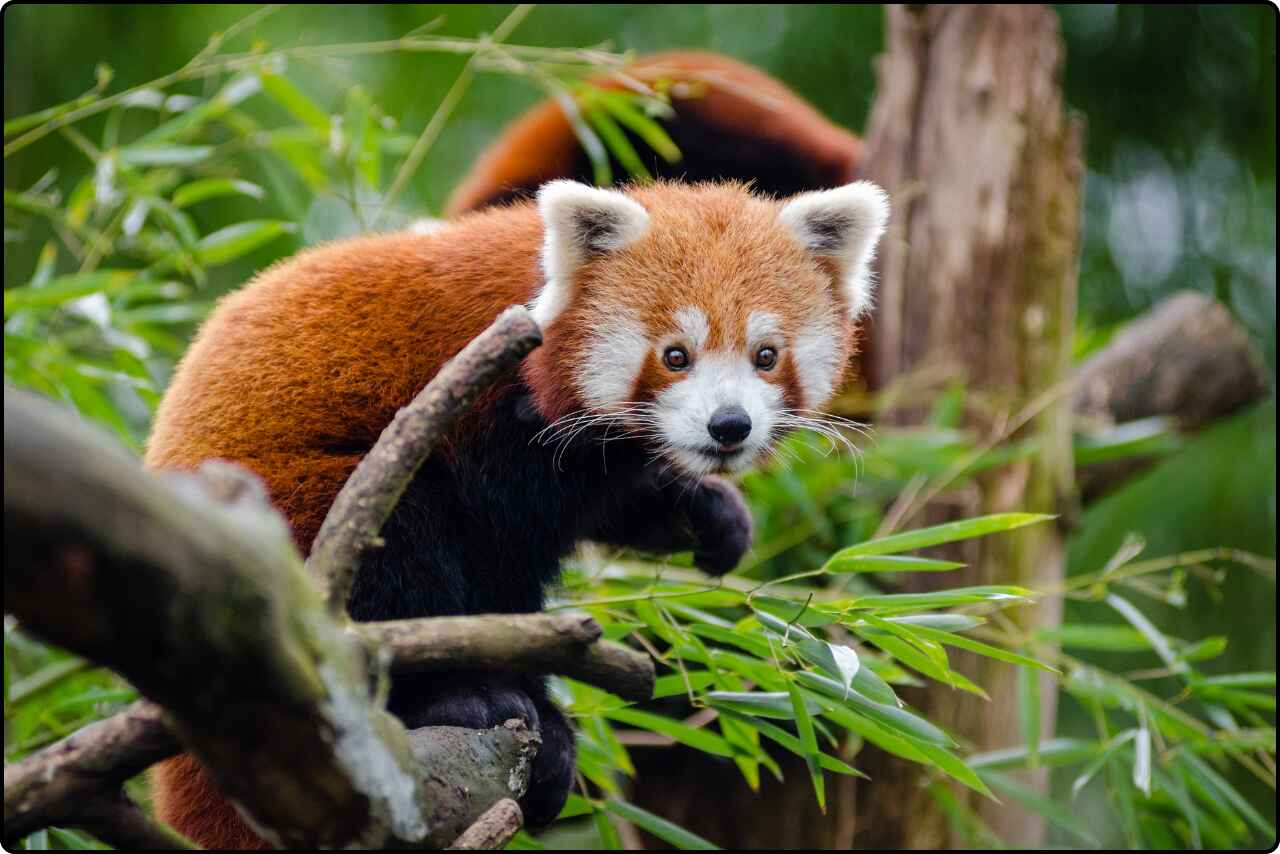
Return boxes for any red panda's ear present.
[779,181,890,320]
[532,180,650,328]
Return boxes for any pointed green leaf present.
[706,690,817,719]
[907,624,1059,673]
[789,681,825,811]
[172,178,265,208]
[832,513,1053,559]
[796,671,956,747]
[823,554,965,574]
[196,220,295,266]
[604,708,734,758]
[604,800,720,850]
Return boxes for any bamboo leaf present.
[196,220,295,266]
[715,708,867,778]
[604,800,720,850]
[118,145,214,167]
[1106,592,1184,673]
[172,178,266,208]
[906,624,1059,673]
[825,554,965,574]
[604,707,735,758]
[796,670,956,747]
[831,513,1053,559]
[789,681,825,811]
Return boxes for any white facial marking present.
[746,311,781,347]
[778,180,890,319]
[792,312,842,408]
[532,180,649,328]
[654,349,782,477]
[577,312,649,410]
[671,306,710,351]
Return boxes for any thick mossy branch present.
[4,307,652,848]
[5,388,429,848]
[308,305,543,615]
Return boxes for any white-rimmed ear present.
[532,180,650,327]
[779,181,890,319]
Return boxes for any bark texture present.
[4,318,653,850]
[628,6,1083,848]
[1073,290,1269,431]
[367,612,654,702]
[855,5,1083,847]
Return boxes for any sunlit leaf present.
[824,554,965,574]
[831,513,1053,559]
[196,220,295,266]
[119,145,214,167]
[172,178,266,208]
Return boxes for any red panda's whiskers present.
[776,410,865,462]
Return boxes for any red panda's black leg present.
[585,473,754,576]
[389,673,573,827]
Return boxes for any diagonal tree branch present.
[4,305,653,849]
[307,304,543,616]
[3,701,177,843]
[448,798,524,850]
[5,387,431,848]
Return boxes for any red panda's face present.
[529,180,888,477]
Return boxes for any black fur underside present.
[344,381,752,826]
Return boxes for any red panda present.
[145,178,888,848]
[144,46,882,849]
[445,50,865,216]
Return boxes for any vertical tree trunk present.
[631,5,1082,848]
[857,4,1082,847]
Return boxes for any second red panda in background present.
[445,50,866,216]
[147,51,881,850]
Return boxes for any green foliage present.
[3,6,1275,852]
[546,431,1274,849]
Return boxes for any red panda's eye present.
[755,347,778,370]
[663,346,690,371]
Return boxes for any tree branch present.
[3,701,177,843]
[73,793,198,851]
[364,612,655,702]
[1073,290,1269,429]
[448,798,524,850]
[5,387,431,848]
[1072,290,1270,498]
[307,305,543,615]
[3,304,657,849]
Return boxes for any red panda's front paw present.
[687,477,754,576]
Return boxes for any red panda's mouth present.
[695,445,748,472]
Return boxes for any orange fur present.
[146,55,867,841]
[445,51,863,216]
[145,208,545,849]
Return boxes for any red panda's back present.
[145,205,543,850]
[144,205,543,551]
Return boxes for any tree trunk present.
[630,5,1082,849]
[855,4,1082,847]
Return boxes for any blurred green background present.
[4,4,1275,849]
[5,5,1276,367]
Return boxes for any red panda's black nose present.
[708,405,752,448]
